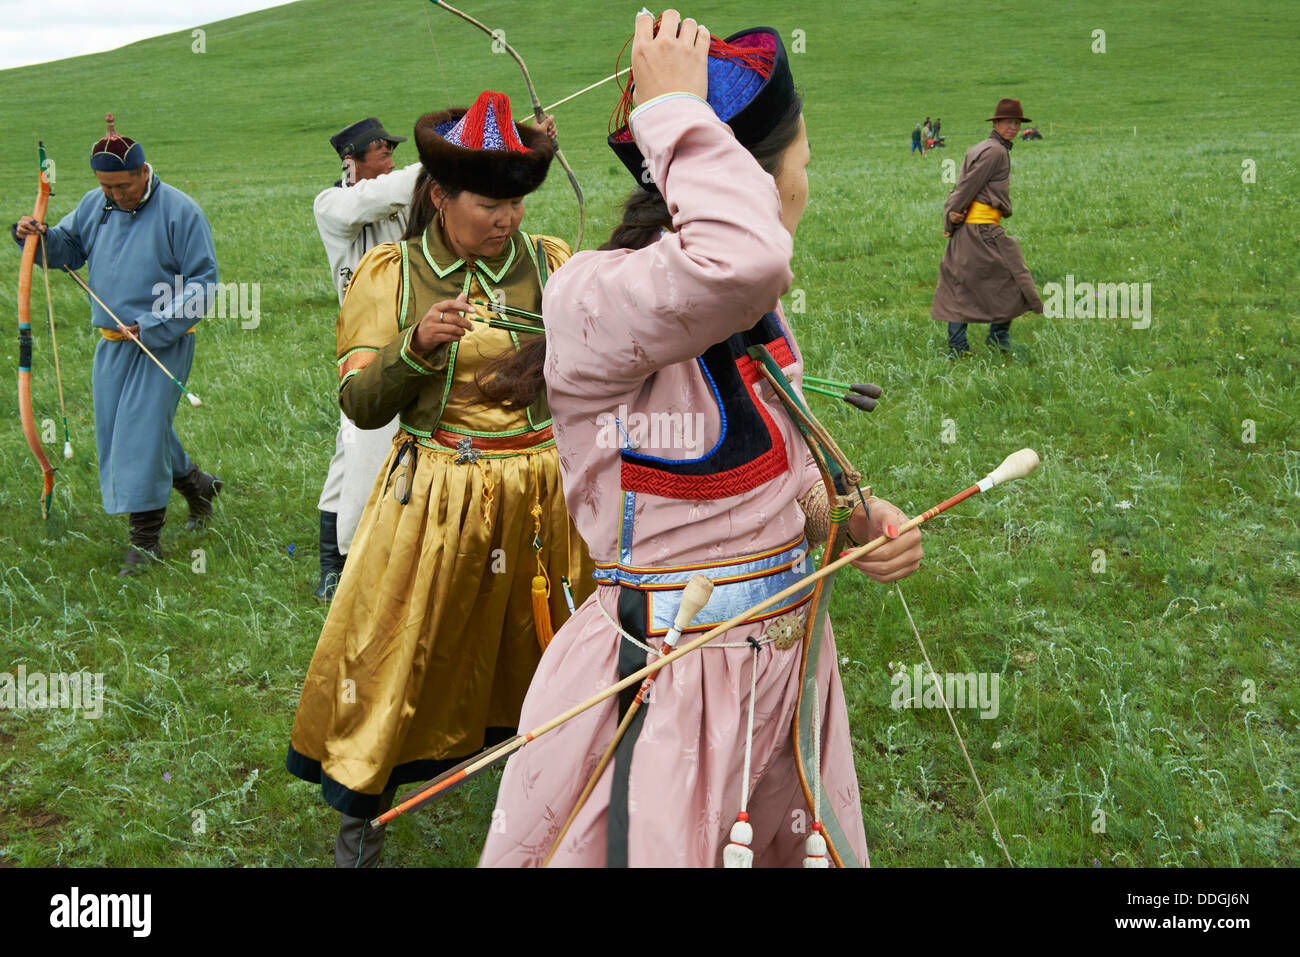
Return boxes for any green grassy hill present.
[0,0,1296,867]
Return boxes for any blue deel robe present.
[32,169,218,514]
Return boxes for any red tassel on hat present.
[445,91,530,153]
[609,19,776,137]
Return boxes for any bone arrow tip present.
[663,574,714,649]
[980,448,1040,491]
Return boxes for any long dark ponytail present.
[402,168,446,241]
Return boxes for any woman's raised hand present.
[632,9,710,106]
[412,294,475,356]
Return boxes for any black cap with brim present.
[330,117,407,158]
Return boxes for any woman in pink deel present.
[480,11,923,868]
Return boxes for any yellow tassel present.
[472,458,495,529]
[528,453,553,652]
[532,574,554,651]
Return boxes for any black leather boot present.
[173,464,222,530]
[119,507,166,577]
[315,510,346,602]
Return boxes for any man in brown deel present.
[931,98,1044,357]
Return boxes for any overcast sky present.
[0,0,298,70]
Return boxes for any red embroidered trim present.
[737,338,795,385]
[768,336,796,367]
[621,382,789,500]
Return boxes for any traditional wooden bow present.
[17,142,59,518]
[428,0,585,252]
[758,354,1020,866]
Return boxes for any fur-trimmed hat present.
[608,26,797,192]
[414,91,554,198]
[90,113,145,172]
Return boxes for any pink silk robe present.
[479,95,870,868]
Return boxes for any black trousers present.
[948,320,1011,353]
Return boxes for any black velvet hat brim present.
[721,27,795,149]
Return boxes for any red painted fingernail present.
[886,524,899,539]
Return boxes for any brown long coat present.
[931,131,1043,324]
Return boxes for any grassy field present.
[0,0,1296,867]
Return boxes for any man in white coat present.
[312,117,417,599]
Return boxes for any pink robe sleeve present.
[544,95,794,394]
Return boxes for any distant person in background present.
[933,117,941,140]
[922,116,932,144]
[13,114,220,575]
[911,123,924,156]
[311,117,418,600]
[931,98,1044,357]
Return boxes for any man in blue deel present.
[13,114,222,575]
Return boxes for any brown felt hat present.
[987,98,1031,123]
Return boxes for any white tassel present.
[803,826,829,868]
[723,815,753,868]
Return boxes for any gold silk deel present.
[289,228,594,803]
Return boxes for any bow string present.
[428,0,586,252]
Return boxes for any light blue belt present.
[595,536,816,638]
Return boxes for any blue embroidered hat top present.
[436,91,531,153]
[608,27,795,191]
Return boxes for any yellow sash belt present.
[101,326,197,341]
[965,201,1002,224]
